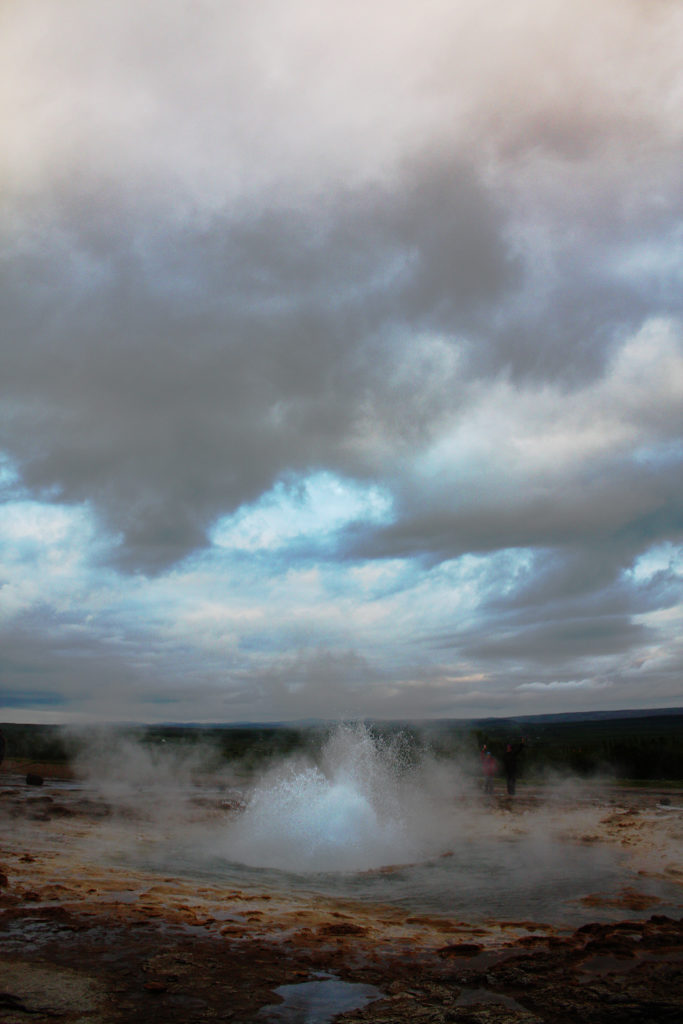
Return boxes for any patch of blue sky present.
[631,437,683,467]
[427,549,536,599]
[392,550,537,643]
[0,498,123,628]
[0,453,21,493]
[176,546,530,651]
[614,233,683,287]
[629,542,683,584]
[0,499,96,564]
[210,471,394,553]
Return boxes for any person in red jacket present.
[481,746,497,795]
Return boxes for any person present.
[481,745,497,795]
[502,739,525,796]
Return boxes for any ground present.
[1,762,682,1023]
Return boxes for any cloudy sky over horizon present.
[1,0,682,723]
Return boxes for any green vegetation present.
[1,711,682,782]
[469,713,683,782]
[145,723,328,775]
[0,723,72,765]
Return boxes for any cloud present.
[0,151,522,570]
[1,0,682,719]
[518,680,614,692]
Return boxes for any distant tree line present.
[1,713,682,781]
[0,724,72,765]
[469,714,683,781]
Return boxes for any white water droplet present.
[225,725,420,872]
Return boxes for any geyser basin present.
[84,724,683,926]
[170,830,661,926]
[224,725,421,872]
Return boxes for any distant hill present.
[503,707,683,725]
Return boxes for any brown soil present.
[1,771,682,1023]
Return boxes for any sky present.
[1,0,682,724]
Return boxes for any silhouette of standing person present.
[503,739,525,796]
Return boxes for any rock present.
[144,980,168,992]
[26,774,44,787]
[438,943,484,957]
[0,993,30,1013]
[317,922,367,937]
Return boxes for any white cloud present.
[211,472,392,552]
[629,542,683,584]
[517,680,614,692]
[0,500,89,547]
[3,0,682,209]
[420,316,683,488]
[1,0,682,721]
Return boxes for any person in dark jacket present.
[502,739,525,796]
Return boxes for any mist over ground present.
[57,719,672,885]
[2,725,683,1021]
[3,715,682,939]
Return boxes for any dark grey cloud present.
[460,615,651,664]
[1,155,522,570]
[0,615,137,705]
[415,535,682,713]
[347,452,683,570]
[2,0,683,721]
[4,132,682,575]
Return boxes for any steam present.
[69,723,619,887]
[69,727,227,824]
[223,724,429,871]
[29,723,675,923]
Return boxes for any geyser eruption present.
[224,724,427,872]
[66,724,678,923]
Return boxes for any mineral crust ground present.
[1,766,682,1023]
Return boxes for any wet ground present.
[1,765,682,1023]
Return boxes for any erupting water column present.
[225,725,424,872]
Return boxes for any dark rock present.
[144,980,168,992]
[26,774,43,787]
[0,994,30,1013]
[577,922,606,936]
[438,944,484,958]
[317,922,368,937]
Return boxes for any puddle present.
[259,973,381,1023]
